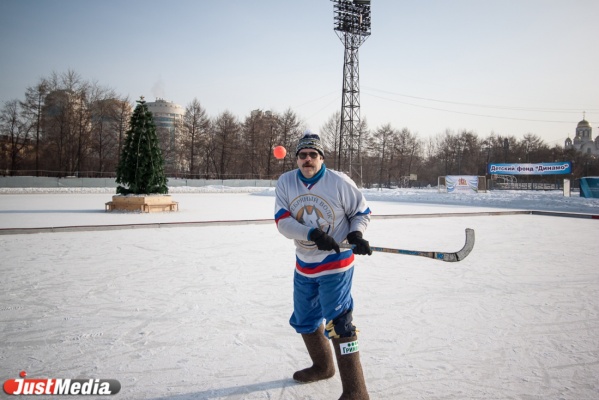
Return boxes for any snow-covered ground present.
[1,187,598,399]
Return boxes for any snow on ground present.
[1,187,598,399]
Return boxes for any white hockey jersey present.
[274,165,371,278]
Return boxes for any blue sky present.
[1,0,598,146]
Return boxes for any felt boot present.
[332,335,369,400]
[293,324,336,383]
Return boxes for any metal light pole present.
[332,0,371,180]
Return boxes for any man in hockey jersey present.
[274,132,372,399]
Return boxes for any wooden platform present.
[105,195,178,213]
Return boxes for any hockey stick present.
[339,228,475,263]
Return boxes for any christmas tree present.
[116,97,168,195]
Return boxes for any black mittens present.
[310,228,340,253]
[347,231,372,255]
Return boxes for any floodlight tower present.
[332,0,371,180]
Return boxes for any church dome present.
[577,119,590,128]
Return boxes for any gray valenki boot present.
[332,335,369,400]
[293,324,336,383]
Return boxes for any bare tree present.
[242,109,269,178]
[181,98,210,177]
[0,100,32,174]
[276,108,302,172]
[21,79,49,175]
[440,130,457,175]
[517,133,549,163]
[89,96,126,175]
[40,70,94,176]
[456,130,480,175]
[209,111,240,179]
[352,118,369,184]
[320,112,341,170]
[115,96,132,166]
[264,116,281,179]
[241,109,280,179]
[394,128,421,186]
[369,124,395,188]
[42,89,73,175]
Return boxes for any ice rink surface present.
[1,188,598,399]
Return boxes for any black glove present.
[309,228,340,253]
[347,231,372,255]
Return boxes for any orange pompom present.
[273,146,287,159]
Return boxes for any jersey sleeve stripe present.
[355,207,371,216]
[275,209,292,225]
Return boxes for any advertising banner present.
[445,175,479,193]
[487,162,572,175]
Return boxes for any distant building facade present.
[146,98,185,130]
[145,98,185,172]
[565,117,599,156]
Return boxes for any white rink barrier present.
[0,176,277,188]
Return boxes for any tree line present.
[1,70,596,187]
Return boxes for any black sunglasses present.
[297,151,320,160]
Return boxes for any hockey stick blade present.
[340,228,475,263]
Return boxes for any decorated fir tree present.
[116,97,168,195]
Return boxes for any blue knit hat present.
[295,132,324,157]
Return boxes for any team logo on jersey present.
[289,194,335,248]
